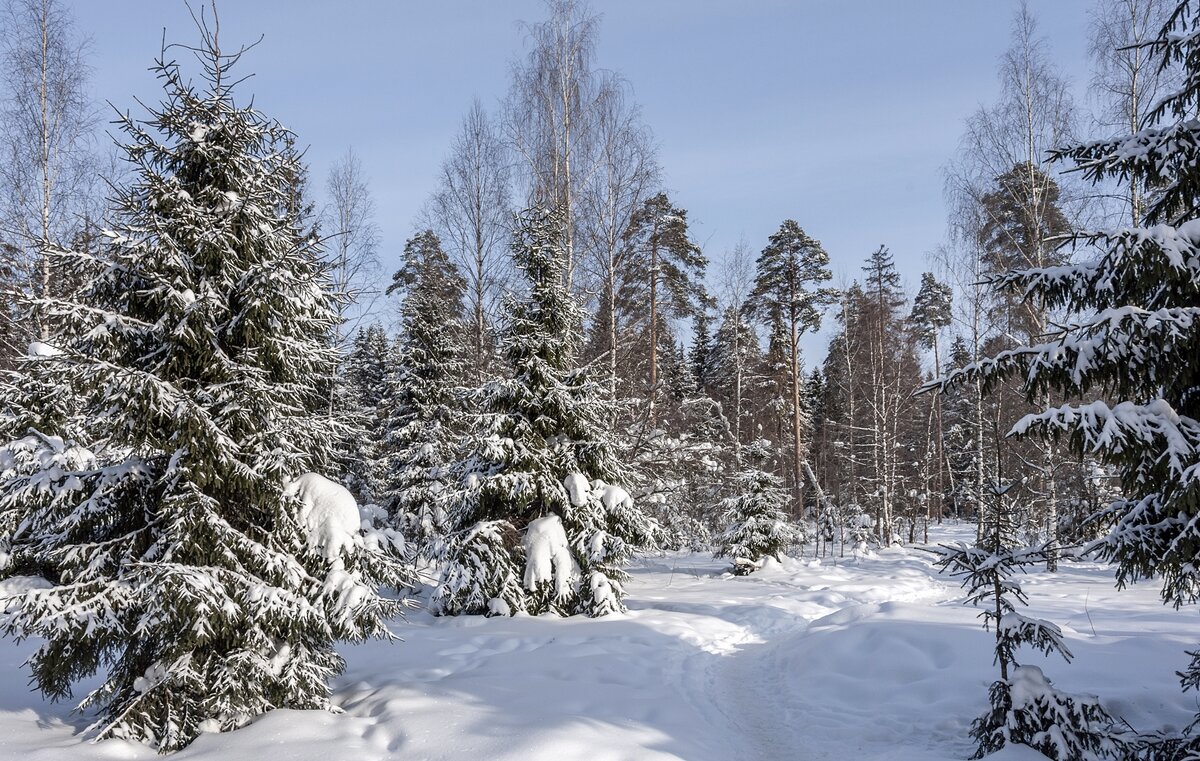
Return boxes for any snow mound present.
[0,575,52,600]
[588,479,632,511]
[283,473,362,561]
[523,515,579,599]
[26,341,60,357]
[564,473,591,507]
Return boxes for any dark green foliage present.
[0,27,411,751]
[380,230,467,552]
[746,220,836,332]
[971,669,1129,761]
[434,207,657,617]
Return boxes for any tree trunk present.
[648,218,659,424]
[789,311,804,516]
[39,3,52,340]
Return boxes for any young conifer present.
[434,207,656,617]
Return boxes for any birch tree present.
[1089,0,1179,225]
[425,99,512,381]
[579,74,658,400]
[505,0,601,292]
[324,148,381,349]
[0,0,96,345]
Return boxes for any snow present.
[597,483,632,511]
[282,473,362,562]
[25,342,60,357]
[0,522,1193,759]
[563,473,590,507]
[522,515,578,599]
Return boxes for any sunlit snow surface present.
[0,522,1194,760]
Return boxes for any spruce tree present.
[0,26,411,751]
[434,207,657,617]
[931,477,1126,760]
[342,323,390,504]
[934,0,1200,748]
[713,440,801,575]
[379,230,467,554]
[688,304,715,396]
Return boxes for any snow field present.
[0,522,1193,760]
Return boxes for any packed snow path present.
[0,523,1197,760]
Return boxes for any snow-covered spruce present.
[0,30,412,752]
[713,447,801,575]
[432,206,657,618]
[378,230,467,556]
[930,1,1200,747]
[972,666,1129,761]
[931,480,1126,759]
[340,323,392,506]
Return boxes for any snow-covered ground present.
[0,522,1195,760]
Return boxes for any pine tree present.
[910,272,954,351]
[746,220,836,509]
[434,206,657,618]
[0,25,411,751]
[379,230,467,554]
[714,440,801,575]
[621,192,706,416]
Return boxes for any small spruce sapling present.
[931,474,1127,760]
[713,439,800,575]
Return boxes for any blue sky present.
[69,0,1098,357]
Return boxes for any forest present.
[1,1,1199,759]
